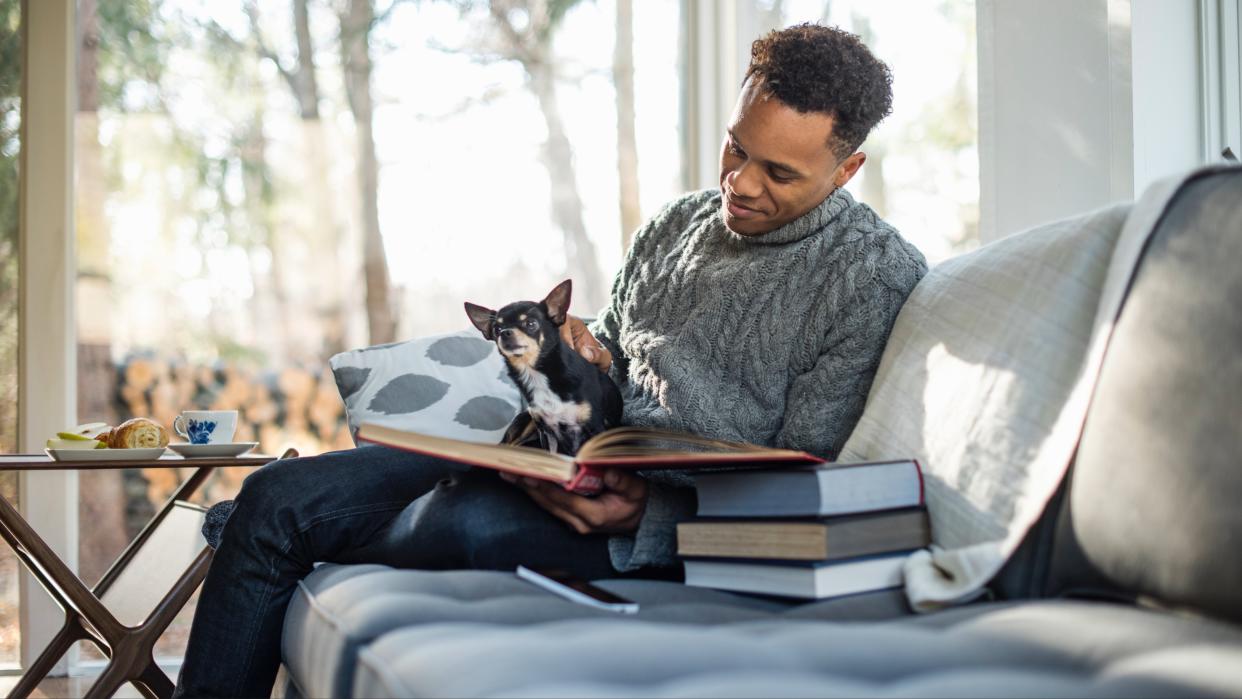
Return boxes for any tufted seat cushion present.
[352,606,1242,698]
[284,564,1242,698]
[282,563,911,698]
[349,600,1242,698]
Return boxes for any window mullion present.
[17,0,79,677]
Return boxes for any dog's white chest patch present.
[516,367,590,435]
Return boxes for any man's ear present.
[464,302,497,340]
[542,279,572,326]
[833,151,867,188]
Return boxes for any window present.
[73,0,682,660]
[761,0,979,262]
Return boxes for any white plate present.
[45,447,167,462]
[167,442,258,458]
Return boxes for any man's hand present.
[503,469,647,535]
[559,315,612,374]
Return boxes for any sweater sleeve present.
[776,279,920,460]
[607,481,698,572]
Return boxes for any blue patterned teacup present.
[173,410,238,445]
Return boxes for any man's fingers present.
[522,479,615,526]
[558,322,578,350]
[603,469,646,500]
[558,315,613,373]
[589,345,613,373]
[528,478,593,511]
[524,486,592,534]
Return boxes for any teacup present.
[174,410,238,445]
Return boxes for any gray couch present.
[277,166,1242,698]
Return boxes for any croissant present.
[107,417,170,449]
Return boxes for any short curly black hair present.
[746,23,893,158]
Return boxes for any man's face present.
[718,78,865,236]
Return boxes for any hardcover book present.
[693,460,924,518]
[355,423,824,494]
[683,552,913,600]
[677,507,930,561]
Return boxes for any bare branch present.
[413,84,510,122]
[372,0,416,29]
[487,2,534,65]
[242,0,300,98]
[425,37,509,65]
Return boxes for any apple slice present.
[46,438,105,450]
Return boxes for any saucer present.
[168,442,258,458]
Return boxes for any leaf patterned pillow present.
[330,330,521,445]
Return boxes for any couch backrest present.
[1025,168,1242,623]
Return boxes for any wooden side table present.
[0,451,292,699]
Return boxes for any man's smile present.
[724,192,764,219]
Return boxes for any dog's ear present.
[542,280,572,326]
[464,302,497,340]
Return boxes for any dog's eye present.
[525,319,538,330]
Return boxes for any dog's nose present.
[498,327,515,338]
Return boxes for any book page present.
[577,427,813,463]
[356,424,575,482]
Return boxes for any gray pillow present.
[329,330,521,445]
[1048,168,1242,622]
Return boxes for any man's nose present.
[727,163,762,197]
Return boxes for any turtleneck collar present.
[722,187,855,246]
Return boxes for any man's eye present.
[728,141,745,157]
[771,172,795,184]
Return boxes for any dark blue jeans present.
[173,445,617,698]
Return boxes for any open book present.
[356,423,824,494]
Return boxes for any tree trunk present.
[75,0,131,589]
[340,0,396,344]
[848,9,886,215]
[75,0,106,280]
[613,0,641,253]
[527,63,606,315]
[858,141,887,216]
[288,0,349,356]
[292,0,320,119]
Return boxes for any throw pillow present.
[330,330,521,444]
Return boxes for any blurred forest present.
[0,0,18,667]
[71,0,655,458]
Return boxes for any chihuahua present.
[465,280,623,456]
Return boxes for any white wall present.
[978,0,1218,243]
[977,0,1136,242]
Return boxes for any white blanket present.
[839,169,1202,611]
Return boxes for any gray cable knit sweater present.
[591,187,927,572]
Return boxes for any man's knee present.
[234,456,307,514]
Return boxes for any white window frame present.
[16,0,79,677]
[1201,0,1242,161]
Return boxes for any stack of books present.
[678,460,929,600]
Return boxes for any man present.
[175,23,926,697]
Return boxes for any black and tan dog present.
[465,280,622,456]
